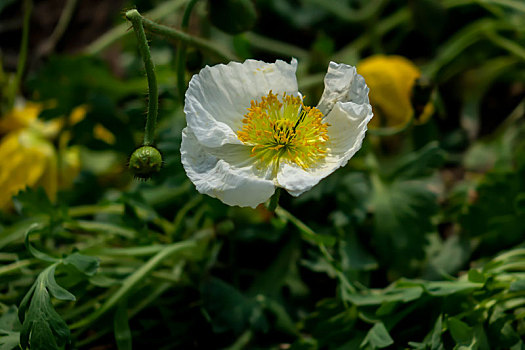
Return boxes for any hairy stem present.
[140,15,238,61]
[126,9,158,146]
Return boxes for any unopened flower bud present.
[129,146,162,179]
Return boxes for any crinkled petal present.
[180,128,276,208]
[184,59,298,148]
[325,101,373,159]
[277,101,373,196]
[316,62,369,116]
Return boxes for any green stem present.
[68,203,174,233]
[64,220,137,239]
[304,0,387,22]
[175,0,200,103]
[266,188,281,212]
[140,15,238,61]
[368,116,414,137]
[485,30,525,61]
[0,259,34,276]
[70,240,197,330]
[171,195,202,238]
[275,206,336,248]
[333,7,409,61]
[8,0,32,109]
[244,32,310,60]
[86,0,188,55]
[38,0,77,56]
[126,9,158,146]
[75,282,173,348]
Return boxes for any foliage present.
[1,0,525,349]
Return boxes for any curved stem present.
[275,206,336,266]
[38,0,78,57]
[70,240,197,330]
[86,0,188,55]
[176,0,200,103]
[140,15,238,61]
[303,0,387,23]
[8,0,32,109]
[485,29,525,62]
[126,9,158,146]
[368,116,414,137]
[275,206,336,248]
[244,32,310,60]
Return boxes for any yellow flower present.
[0,102,43,133]
[357,55,433,129]
[0,103,83,210]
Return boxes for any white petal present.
[326,101,373,160]
[347,72,370,105]
[184,58,298,148]
[316,61,369,116]
[276,101,373,197]
[180,128,276,208]
[276,162,335,197]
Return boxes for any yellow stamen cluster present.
[237,91,329,172]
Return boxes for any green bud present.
[129,146,163,179]
[209,0,257,35]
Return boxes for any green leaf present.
[0,306,21,332]
[431,315,444,350]
[509,279,525,292]
[337,172,371,224]
[448,317,473,345]
[510,340,525,350]
[301,299,360,348]
[370,143,445,274]
[340,231,378,272]
[424,281,483,296]
[201,278,267,334]
[345,285,423,306]
[17,248,99,349]
[389,142,446,181]
[423,234,471,279]
[12,187,64,220]
[0,330,20,350]
[467,269,486,284]
[360,322,394,349]
[0,217,46,250]
[114,301,132,350]
[63,252,99,276]
[44,265,76,302]
[248,237,302,296]
[18,265,71,350]
[24,224,59,263]
[0,306,21,350]
[371,177,438,273]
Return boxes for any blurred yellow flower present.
[94,123,116,145]
[0,103,84,210]
[357,55,433,129]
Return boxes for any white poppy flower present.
[181,59,373,208]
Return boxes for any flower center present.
[237,91,329,172]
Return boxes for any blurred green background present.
[1,0,525,349]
